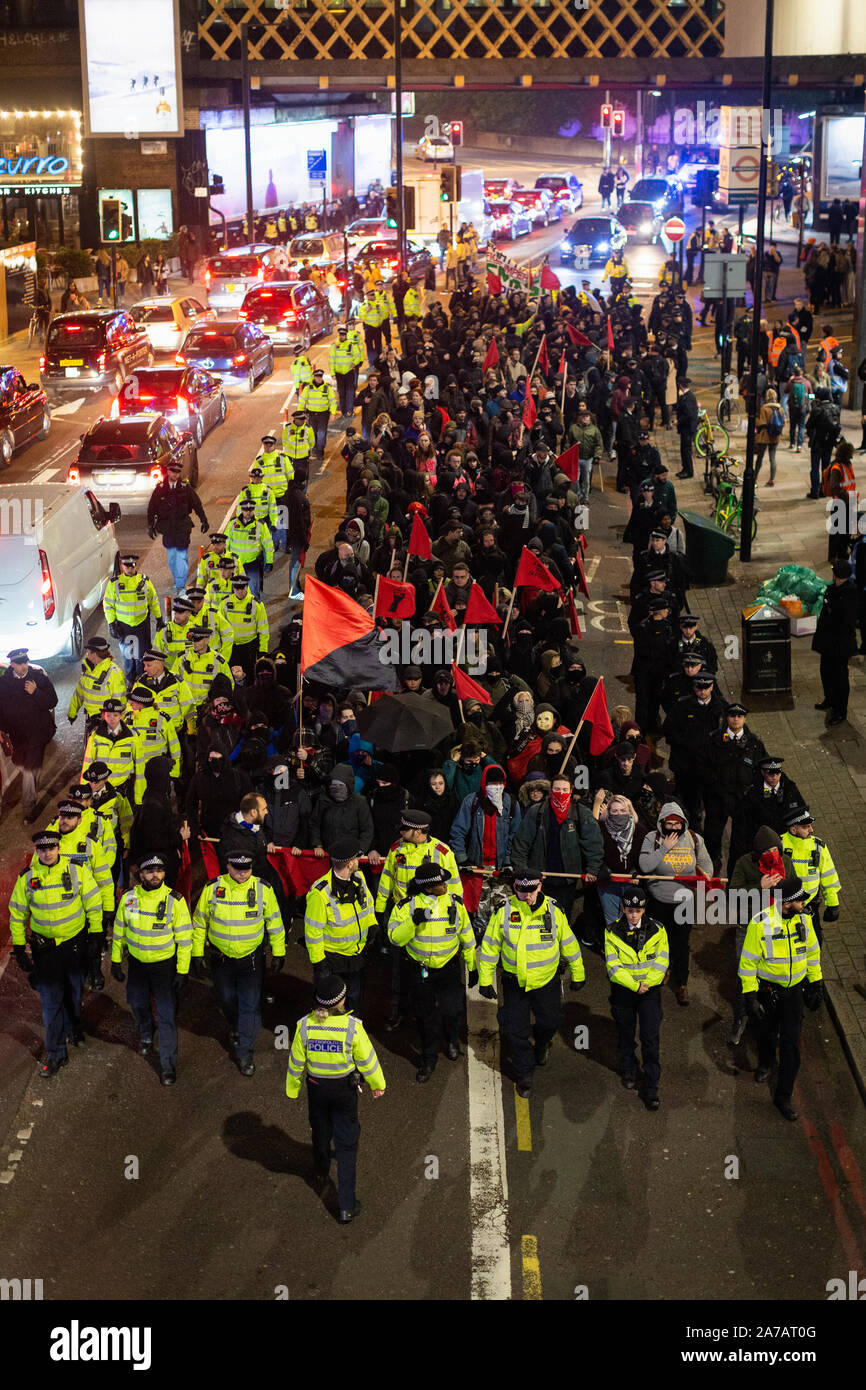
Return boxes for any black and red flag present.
[301,577,398,690]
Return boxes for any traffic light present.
[100,197,121,242]
[386,187,398,227]
[450,121,463,147]
[385,186,416,228]
[439,166,460,202]
[208,173,225,197]
[600,103,612,130]
[612,108,625,138]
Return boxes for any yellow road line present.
[521,1235,542,1299]
[514,1085,532,1151]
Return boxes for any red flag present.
[540,264,561,291]
[464,582,502,626]
[580,677,615,755]
[574,546,590,598]
[430,582,457,631]
[521,390,537,430]
[460,869,484,916]
[566,589,582,638]
[536,336,549,374]
[200,838,220,880]
[557,352,567,377]
[177,841,192,902]
[375,574,415,622]
[301,577,398,689]
[482,337,500,371]
[487,271,503,296]
[451,663,492,705]
[565,323,592,347]
[408,511,433,560]
[555,442,580,484]
[514,545,561,592]
[606,316,615,353]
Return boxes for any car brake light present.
[388,258,399,267]
[204,269,211,284]
[97,352,106,369]
[67,465,80,483]
[150,465,163,482]
[204,331,218,336]
[237,310,248,318]
[66,325,81,333]
[39,549,55,619]
[233,353,248,365]
[39,356,46,373]
[259,291,273,298]
[282,310,296,320]
[175,353,186,364]
[138,393,153,402]
[175,395,188,414]
[257,268,264,281]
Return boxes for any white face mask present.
[486,784,505,812]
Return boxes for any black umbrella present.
[355,691,455,753]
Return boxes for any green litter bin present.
[679,509,737,585]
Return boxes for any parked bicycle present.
[695,406,729,459]
[27,306,51,350]
[716,394,742,431]
[709,456,758,542]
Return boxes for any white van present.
[0,484,120,661]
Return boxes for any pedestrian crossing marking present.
[521,1236,542,1300]
[514,1085,532,1151]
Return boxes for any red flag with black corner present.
[521,390,537,430]
[580,677,615,756]
[451,663,493,705]
[540,264,561,291]
[574,546,590,598]
[375,575,416,622]
[555,441,580,484]
[430,583,457,631]
[536,336,550,373]
[300,577,398,690]
[565,323,592,347]
[407,511,433,560]
[482,337,500,371]
[487,271,503,297]
[464,582,502,626]
[566,588,582,638]
[606,316,615,353]
[514,545,561,592]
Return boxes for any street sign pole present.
[394,0,407,273]
[720,258,728,391]
[740,0,774,563]
[241,22,255,247]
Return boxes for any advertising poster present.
[79,0,183,138]
[137,188,173,240]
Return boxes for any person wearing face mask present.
[314,693,340,751]
[638,801,712,1007]
[526,732,577,785]
[478,872,584,1099]
[452,700,506,764]
[420,767,460,842]
[110,853,193,1086]
[506,703,567,786]
[739,877,823,1122]
[595,795,644,928]
[245,657,291,730]
[593,743,648,812]
[365,765,410,866]
[263,759,312,851]
[450,765,521,874]
[186,749,252,841]
[512,775,603,924]
[442,740,493,803]
[422,669,460,727]
[309,764,374,859]
[604,885,669,1110]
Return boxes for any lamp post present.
[393,0,407,272]
[739,0,774,563]
[241,22,255,247]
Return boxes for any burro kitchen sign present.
[0,111,83,190]
[0,155,70,179]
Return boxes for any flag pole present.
[557,676,602,776]
[373,572,381,614]
[500,584,518,641]
[402,550,410,582]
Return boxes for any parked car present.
[111,365,227,445]
[176,320,274,393]
[286,232,345,274]
[345,217,389,248]
[40,310,153,398]
[130,295,214,353]
[615,200,663,244]
[203,244,290,311]
[534,173,584,213]
[67,415,199,510]
[416,135,454,162]
[239,281,333,350]
[511,187,562,227]
[0,483,120,659]
[353,237,434,282]
[487,200,533,240]
[0,367,51,467]
[483,178,519,201]
[559,216,627,266]
[629,176,684,215]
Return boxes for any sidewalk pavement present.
[622,253,866,1100]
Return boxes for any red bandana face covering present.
[550,789,571,822]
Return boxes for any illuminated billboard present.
[78,0,183,138]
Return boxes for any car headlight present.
[597,240,608,252]
[639,221,653,234]
[560,240,572,251]
[654,201,665,211]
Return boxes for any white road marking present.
[51,396,86,416]
[467,991,512,1300]
[32,468,59,484]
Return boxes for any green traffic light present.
[108,230,119,239]
[386,217,397,228]
[440,191,448,201]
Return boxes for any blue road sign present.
[307,149,327,184]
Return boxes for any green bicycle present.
[695,406,729,459]
[709,457,758,542]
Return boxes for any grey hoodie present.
[638,799,713,905]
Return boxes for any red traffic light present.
[612,108,625,137]
[600,103,612,129]
[451,121,463,147]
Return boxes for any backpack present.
[789,380,806,409]
[817,401,841,441]
[766,406,785,440]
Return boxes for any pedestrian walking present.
[304,838,377,1011]
[0,648,58,822]
[604,884,669,1110]
[285,973,385,1223]
[147,461,209,593]
[812,559,858,726]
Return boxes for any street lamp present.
[393,0,407,273]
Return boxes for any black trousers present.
[499,970,562,1084]
[703,792,734,863]
[230,639,260,682]
[820,651,850,717]
[672,769,706,828]
[408,952,464,1067]
[610,981,662,1093]
[752,981,804,1101]
[650,893,691,986]
[126,954,177,1070]
[678,428,694,477]
[316,955,365,1013]
[31,930,88,1061]
[307,1075,360,1213]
